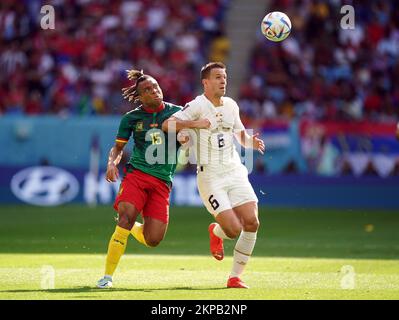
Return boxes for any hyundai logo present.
[11,166,79,206]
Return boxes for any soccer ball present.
[261,11,291,42]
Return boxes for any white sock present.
[213,223,233,240]
[230,231,257,278]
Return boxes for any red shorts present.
[113,169,171,223]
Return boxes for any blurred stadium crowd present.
[1,0,398,124]
[239,0,399,124]
[0,0,229,115]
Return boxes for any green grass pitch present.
[0,205,398,299]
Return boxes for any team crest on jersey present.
[216,112,223,125]
[136,121,143,131]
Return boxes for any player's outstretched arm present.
[105,141,125,182]
[162,116,210,133]
[235,131,265,155]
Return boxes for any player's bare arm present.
[162,116,210,132]
[396,123,399,140]
[235,131,265,155]
[106,141,125,182]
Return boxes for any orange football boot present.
[227,277,249,289]
[208,223,224,261]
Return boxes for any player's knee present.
[225,225,242,239]
[117,211,134,230]
[117,203,136,229]
[143,231,164,247]
[145,237,162,247]
[244,217,260,232]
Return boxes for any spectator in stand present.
[239,0,399,126]
[0,0,229,116]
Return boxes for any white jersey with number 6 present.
[173,94,245,173]
[173,94,258,215]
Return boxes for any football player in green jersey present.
[97,69,210,288]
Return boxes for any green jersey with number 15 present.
[115,102,182,183]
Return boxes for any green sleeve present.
[116,114,133,143]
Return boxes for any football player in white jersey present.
[162,62,265,288]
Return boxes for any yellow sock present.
[131,222,149,247]
[104,226,130,276]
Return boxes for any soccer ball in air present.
[261,11,291,42]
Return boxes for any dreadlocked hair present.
[122,69,149,103]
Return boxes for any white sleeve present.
[233,102,245,131]
[173,102,200,121]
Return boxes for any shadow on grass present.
[0,286,228,294]
[1,249,398,260]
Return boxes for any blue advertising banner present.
[1,166,398,209]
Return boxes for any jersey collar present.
[202,94,224,108]
[142,102,165,113]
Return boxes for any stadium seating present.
[0,0,229,115]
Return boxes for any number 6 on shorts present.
[208,195,220,210]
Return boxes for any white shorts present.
[197,165,258,216]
